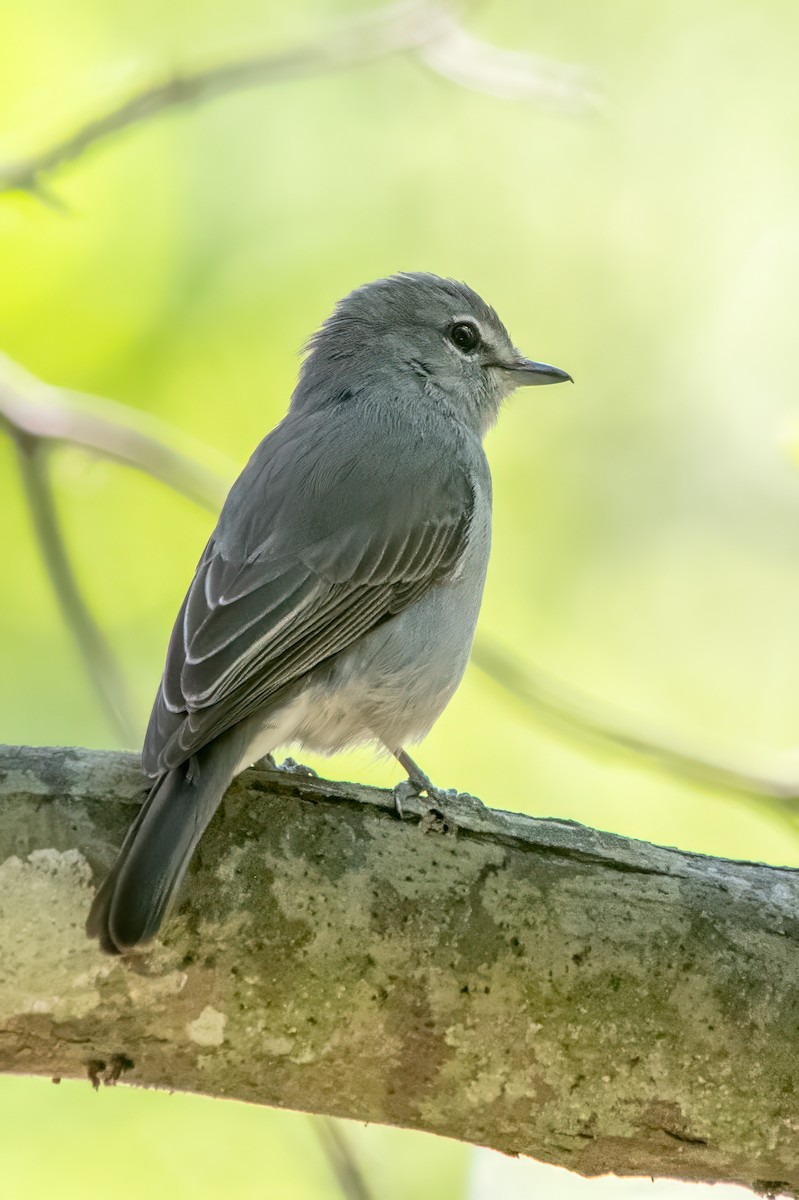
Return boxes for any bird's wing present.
[143,409,477,772]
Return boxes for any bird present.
[86,272,571,954]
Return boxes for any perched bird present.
[87,272,570,954]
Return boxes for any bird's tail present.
[86,738,241,954]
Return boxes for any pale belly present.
[234,473,491,775]
[233,583,478,774]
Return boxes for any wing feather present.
[143,409,478,775]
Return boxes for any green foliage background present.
[1,0,798,1194]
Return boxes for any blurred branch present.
[0,353,229,510]
[0,351,229,744]
[314,1119,375,1200]
[0,0,596,202]
[474,640,799,824]
[13,437,136,745]
[417,13,598,110]
[2,744,798,1194]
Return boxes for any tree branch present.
[0,353,228,512]
[0,0,595,201]
[313,1118,376,1200]
[416,14,597,110]
[1,744,797,1194]
[0,352,230,740]
[13,440,137,745]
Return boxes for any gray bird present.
[86,272,570,954]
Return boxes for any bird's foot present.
[280,756,319,777]
[260,753,318,778]
[392,773,485,831]
[392,778,418,820]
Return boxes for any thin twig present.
[0,351,229,747]
[0,1,450,197]
[313,1118,375,1200]
[0,0,596,200]
[417,14,599,111]
[13,436,137,746]
[473,639,799,827]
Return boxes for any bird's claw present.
[392,779,418,819]
[278,757,319,777]
[260,753,318,778]
[392,778,485,830]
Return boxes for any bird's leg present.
[391,748,432,818]
[390,746,484,824]
[395,748,437,796]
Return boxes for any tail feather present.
[86,738,241,954]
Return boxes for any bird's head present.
[296,272,571,436]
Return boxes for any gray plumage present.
[86,272,570,953]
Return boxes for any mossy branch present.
[1,743,797,1195]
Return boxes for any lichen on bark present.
[0,744,797,1195]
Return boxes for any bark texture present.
[0,743,797,1194]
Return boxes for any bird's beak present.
[502,356,573,386]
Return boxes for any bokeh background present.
[1,0,798,1195]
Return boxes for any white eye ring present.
[448,322,481,354]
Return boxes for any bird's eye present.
[449,322,481,354]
